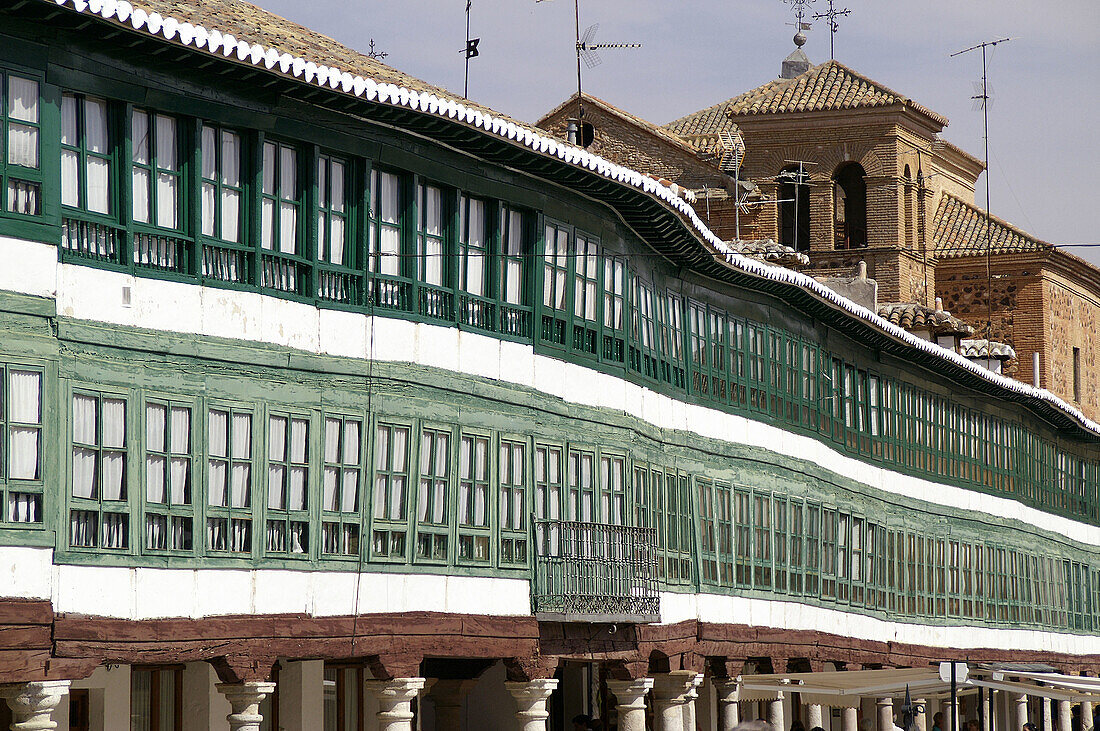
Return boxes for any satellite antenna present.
[536,0,641,144]
[812,0,850,60]
[951,36,1013,337]
[366,39,388,61]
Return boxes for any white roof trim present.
[42,0,1100,439]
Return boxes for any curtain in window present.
[9,493,37,522]
[279,146,297,254]
[7,76,39,168]
[230,412,251,508]
[503,210,524,304]
[155,115,177,228]
[200,126,217,237]
[378,171,401,275]
[8,370,41,480]
[463,198,485,296]
[389,427,407,520]
[420,185,443,285]
[84,97,110,214]
[101,399,125,501]
[474,437,487,525]
[131,669,152,731]
[169,407,190,504]
[261,142,276,250]
[61,95,79,207]
[268,415,287,510]
[341,421,359,513]
[71,395,97,498]
[145,403,167,503]
[207,410,228,506]
[289,418,308,511]
[221,132,241,242]
[323,418,340,511]
[131,110,150,223]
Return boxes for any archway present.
[777,165,811,251]
[833,162,867,249]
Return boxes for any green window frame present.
[566,447,595,522]
[599,453,626,525]
[629,277,658,379]
[733,487,751,588]
[130,108,183,232]
[205,406,254,555]
[658,470,694,586]
[747,324,767,412]
[199,123,246,284]
[799,341,818,429]
[321,414,364,558]
[0,366,44,525]
[541,219,570,347]
[368,168,403,278]
[534,442,564,556]
[458,193,490,301]
[60,92,119,263]
[498,205,532,338]
[656,291,686,388]
[259,138,304,294]
[414,425,451,563]
[457,431,491,564]
[728,318,748,408]
[70,391,129,550]
[498,438,528,567]
[371,421,410,561]
[416,181,448,298]
[804,502,821,596]
[1,69,43,216]
[264,412,311,557]
[571,231,599,356]
[752,490,773,589]
[820,507,838,600]
[772,494,788,593]
[696,477,718,585]
[601,255,626,364]
[788,498,805,595]
[142,399,195,554]
[315,152,358,305]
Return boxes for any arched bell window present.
[903,164,914,247]
[777,165,811,252]
[833,162,867,249]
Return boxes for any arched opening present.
[903,164,914,247]
[833,162,867,249]
[777,165,811,251]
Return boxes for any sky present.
[251,0,1100,264]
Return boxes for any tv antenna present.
[536,0,641,133]
[462,0,481,99]
[366,39,387,61]
[812,0,850,60]
[950,36,1013,337]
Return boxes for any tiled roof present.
[960,339,1017,360]
[933,192,1053,258]
[664,60,948,137]
[877,302,975,336]
[728,239,809,267]
[538,93,706,161]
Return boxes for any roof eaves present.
[38,0,1100,442]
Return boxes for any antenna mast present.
[812,0,851,60]
[951,37,1012,337]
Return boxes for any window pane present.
[132,110,150,165]
[155,115,176,170]
[156,172,178,229]
[86,157,110,214]
[9,371,41,423]
[221,131,240,187]
[61,94,78,146]
[8,76,38,122]
[201,125,217,180]
[262,142,276,195]
[8,124,38,168]
[279,145,296,195]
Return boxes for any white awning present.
[736,668,951,709]
[967,673,1100,703]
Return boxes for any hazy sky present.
[252,0,1099,265]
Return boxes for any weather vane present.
[812,0,850,60]
[463,0,480,99]
[783,0,815,33]
[366,39,387,61]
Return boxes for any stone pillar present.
[607,678,654,731]
[880,694,897,729]
[1041,698,1053,731]
[1016,694,1029,731]
[428,679,477,731]
[215,681,277,731]
[1081,692,1094,731]
[768,693,786,731]
[1056,700,1072,731]
[652,672,698,731]
[807,703,825,730]
[365,678,427,731]
[843,706,860,731]
[715,679,741,731]
[505,678,558,731]
[914,697,928,731]
[684,674,705,731]
[0,681,71,731]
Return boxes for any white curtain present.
[424,238,443,286]
[221,188,240,243]
[86,156,110,215]
[145,403,166,452]
[230,412,251,508]
[230,519,249,551]
[156,172,177,229]
[379,172,401,275]
[8,370,41,480]
[132,166,150,223]
[288,418,308,510]
[131,110,150,164]
[323,467,338,512]
[279,146,297,254]
[155,115,176,169]
[201,181,216,237]
[279,202,297,254]
[8,76,38,122]
[324,418,340,463]
[61,95,80,208]
[9,493,37,523]
[261,198,275,250]
[101,399,125,501]
[341,471,358,513]
[464,198,485,296]
[7,122,38,168]
[343,421,360,465]
[168,407,190,504]
[207,410,228,506]
[71,395,97,498]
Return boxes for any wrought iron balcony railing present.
[532,519,661,623]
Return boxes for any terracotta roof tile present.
[932,192,1052,258]
[663,60,948,137]
[727,239,809,267]
[960,339,1016,360]
[877,302,974,336]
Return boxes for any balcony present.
[532,519,660,624]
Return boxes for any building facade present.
[0,1,1099,730]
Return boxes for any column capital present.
[215,682,276,731]
[651,670,698,705]
[713,677,740,703]
[607,677,654,710]
[366,678,427,731]
[506,679,559,731]
[0,681,71,731]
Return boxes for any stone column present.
[505,678,558,731]
[715,679,741,731]
[1016,694,1029,731]
[652,672,698,731]
[0,681,71,731]
[807,703,825,730]
[428,679,477,731]
[768,693,786,731]
[879,697,895,731]
[684,674,705,731]
[843,706,860,731]
[1056,700,1072,731]
[365,678,427,731]
[1041,698,1053,731]
[914,697,929,731]
[607,678,654,731]
[1081,687,1094,731]
[215,681,277,731]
